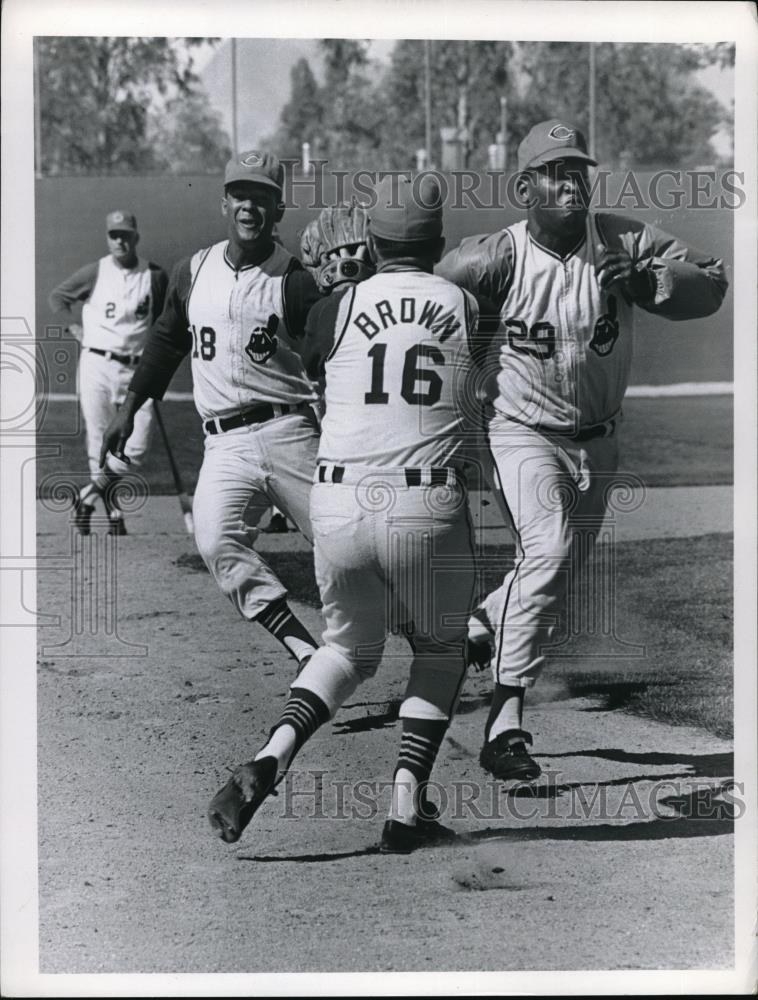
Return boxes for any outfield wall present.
[35,172,734,395]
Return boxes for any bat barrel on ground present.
[153,400,194,535]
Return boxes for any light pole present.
[588,41,596,161]
[231,38,239,154]
[424,39,433,168]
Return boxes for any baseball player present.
[100,151,325,668]
[437,119,728,782]
[49,211,168,534]
[208,174,481,853]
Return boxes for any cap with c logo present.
[224,150,284,193]
[517,119,597,171]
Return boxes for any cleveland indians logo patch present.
[590,295,620,357]
[245,314,279,365]
[135,294,150,320]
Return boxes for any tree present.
[147,91,232,174]
[512,41,729,167]
[380,40,514,169]
[267,39,732,173]
[270,57,325,159]
[36,37,214,174]
[317,39,386,168]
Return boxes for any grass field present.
[36,393,733,495]
[175,531,733,739]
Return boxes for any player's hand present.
[66,323,83,342]
[595,245,656,301]
[595,245,635,292]
[99,409,134,468]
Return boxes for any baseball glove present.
[300,202,375,294]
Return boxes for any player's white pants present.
[483,414,619,687]
[79,349,154,479]
[297,468,476,722]
[192,411,319,620]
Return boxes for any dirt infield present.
[34,497,736,976]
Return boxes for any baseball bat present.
[153,401,195,535]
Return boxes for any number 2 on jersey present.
[364,342,444,406]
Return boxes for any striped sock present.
[395,718,448,784]
[79,481,101,507]
[256,686,330,774]
[390,718,448,825]
[256,597,317,664]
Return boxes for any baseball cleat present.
[208,755,278,844]
[263,512,289,534]
[380,817,457,854]
[479,729,541,782]
[107,512,127,536]
[73,498,94,536]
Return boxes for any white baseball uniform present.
[49,253,168,477]
[129,240,322,619]
[437,211,728,687]
[293,265,480,720]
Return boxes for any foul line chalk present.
[41,382,734,403]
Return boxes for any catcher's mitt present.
[300,202,375,294]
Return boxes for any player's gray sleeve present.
[596,213,728,320]
[435,231,515,310]
[48,261,99,314]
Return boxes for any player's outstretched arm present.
[596,213,728,320]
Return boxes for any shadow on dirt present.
[332,700,401,734]
[538,748,733,778]
[470,811,734,844]
[238,846,382,863]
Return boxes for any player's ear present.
[514,171,531,207]
[275,201,285,222]
[221,195,230,218]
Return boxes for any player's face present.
[523,160,590,239]
[222,183,279,248]
[107,229,138,264]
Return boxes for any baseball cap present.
[106,210,137,233]
[517,120,597,172]
[369,174,443,242]
[224,150,284,193]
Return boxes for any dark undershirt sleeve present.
[148,264,169,324]
[299,290,346,381]
[129,258,193,400]
[283,267,322,338]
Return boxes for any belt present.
[516,417,617,441]
[204,400,310,435]
[86,346,141,366]
[564,419,616,441]
[316,463,463,488]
